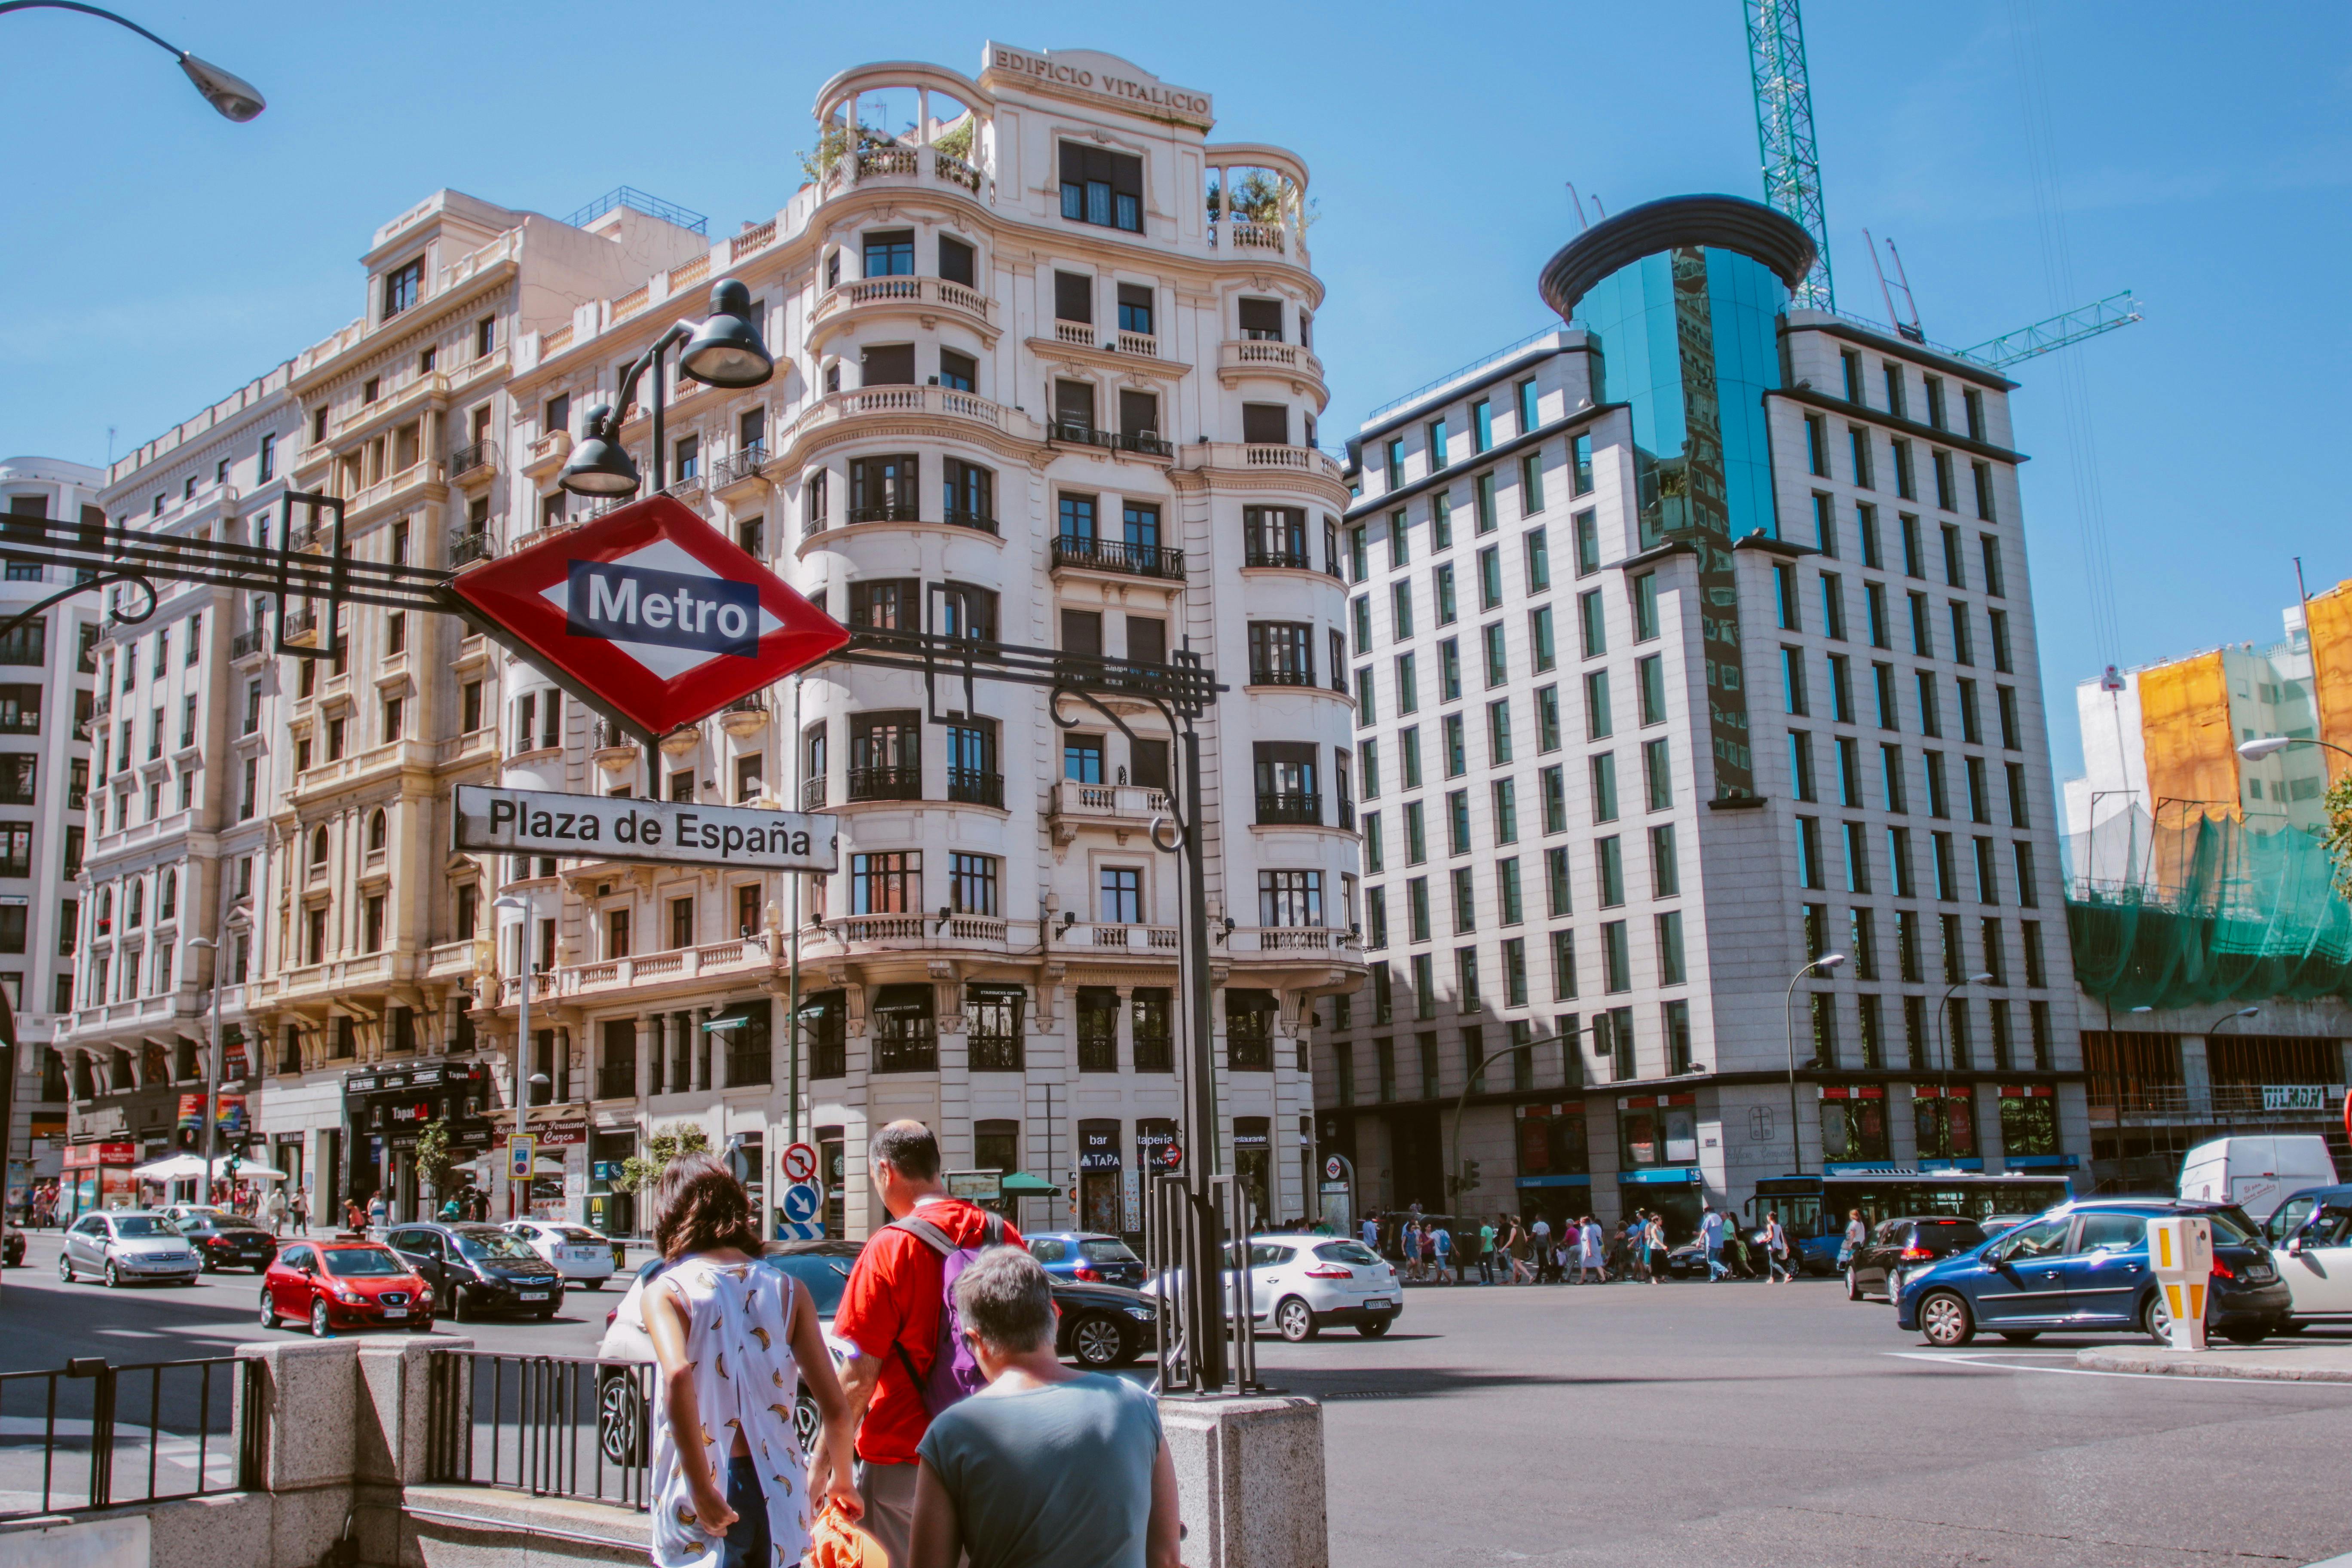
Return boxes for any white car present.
[2273,1196,2352,1329]
[1148,1234,1402,1343]
[503,1220,617,1289]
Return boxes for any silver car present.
[1148,1234,1403,1343]
[61,1210,202,1288]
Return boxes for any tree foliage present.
[413,1119,456,1197]
[614,1124,712,1194]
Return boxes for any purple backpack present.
[887,1210,1008,1416]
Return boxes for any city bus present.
[1746,1171,2076,1274]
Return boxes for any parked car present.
[172,1208,280,1273]
[2265,1189,2352,1332]
[60,1210,200,1288]
[1898,1199,2289,1348]
[1026,1231,1147,1288]
[502,1219,618,1290]
[1148,1234,1401,1342]
[380,1222,565,1320]
[1846,1216,1987,1302]
[259,1240,433,1336]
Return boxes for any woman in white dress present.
[644,1153,861,1568]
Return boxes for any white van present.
[2178,1136,2339,1223]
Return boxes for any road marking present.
[1885,1350,2352,1387]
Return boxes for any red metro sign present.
[448,496,847,738]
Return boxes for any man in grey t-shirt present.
[909,1249,1180,1568]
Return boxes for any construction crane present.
[1742,0,2141,369]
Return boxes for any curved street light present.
[560,281,776,500]
[0,2,264,120]
[1928,971,1997,1162]
[1783,954,1845,1176]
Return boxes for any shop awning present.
[998,1172,1059,1196]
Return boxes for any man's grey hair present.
[870,1119,940,1181]
[954,1246,1056,1354]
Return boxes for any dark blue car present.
[1025,1231,1146,1288]
[1897,1198,2290,1348]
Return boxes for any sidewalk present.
[2075,1340,2352,1383]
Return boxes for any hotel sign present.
[984,43,1213,129]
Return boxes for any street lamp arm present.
[611,323,693,425]
[0,2,264,119]
[1449,1036,1556,1202]
[0,1,178,56]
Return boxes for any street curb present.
[2073,1348,2352,1383]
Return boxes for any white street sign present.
[454,784,836,872]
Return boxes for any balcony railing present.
[1255,791,1322,826]
[846,766,921,802]
[1050,419,1115,450]
[1247,665,1316,688]
[449,439,495,479]
[942,508,999,536]
[595,1064,635,1101]
[229,630,267,659]
[1051,534,1185,580]
[947,768,1003,807]
[710,444,766,488]
[1244,544,1314,570]
[447,529,494,567]
[847,501,920,524]
[799,778,828,811]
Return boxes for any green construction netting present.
[2066,807,2352,1010]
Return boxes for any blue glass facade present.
[1577,246,1789,548]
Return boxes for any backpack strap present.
[887,1214,956,1256]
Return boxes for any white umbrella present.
[217,1158,286,1182]
[132,1154,208,1182]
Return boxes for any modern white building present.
[1320,197,2086,1237]
[485,43,1359,1240]
[0,456,103,1213]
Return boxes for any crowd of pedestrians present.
[1359,1201,1800,1285]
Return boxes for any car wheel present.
[1273,1297,1317,1343]
[200,1254,216,1274]
[1356,1317,1393,1338]
[1919,1290,1975,1348]
[1998,1331,2041,1344]
[795,1393,821,1463]
[597,1373,645,1466]
[451,1286,472,1323]
[1068,1314,1130,1369]
[57,1254,72,1283]
[103,1260,120,1289]
[535,1305,557,1321]
[259,1289,278,1329]
[310,1300,332,1338]
[1847,1268,1863,1301]
[2141,1289,2174,1346]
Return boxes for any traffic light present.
[1462,1160,1481,1192]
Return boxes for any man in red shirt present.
[836,1120,1024,1568]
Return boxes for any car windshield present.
[763,1254,851,1317]
[1916,1220,1985,1250]
[114,1217,181,1238]
[1314,1241,1382,1265]
[1079,1239,1141,1265]
[454,1229,541,1262]
[2205,1207,2262,1247]
[321,1248,405,1278]
[548,1228,602,1243]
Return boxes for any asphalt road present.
[7,1232,2352,1566]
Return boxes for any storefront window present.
[1997,1089,2058,1158]
[1234,1117,1272,1227]
[1819,1087,1890,1163]
[1914,1088,1977,1160]
[1516,1104,1589,1176]
[1616,1094,1697,1167]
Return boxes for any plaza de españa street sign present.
[448,495,847,738]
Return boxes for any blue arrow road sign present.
[781,1182,821,1223]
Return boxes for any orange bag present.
[805,1499,888,1568]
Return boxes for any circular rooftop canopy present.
[1537,194,1817,320]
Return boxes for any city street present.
[6,1231,2351,1566]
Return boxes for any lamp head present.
[2237,736,2294,762]
[179,54,265,122]
[2236,1006,2262,1019]
[679,280,775,388]
[557,404,642,497]
[527,1072,551,1088]
[1970,971,1995,984]
[1817,953,1847,972]
[491,895,527,915]
[184,936,217,951]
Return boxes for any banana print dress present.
[650,1256,810,1568]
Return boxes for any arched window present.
[310,826,329,867]
[368,809,387,854]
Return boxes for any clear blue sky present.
[3,2,2345,781]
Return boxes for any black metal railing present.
[1050,420,1117,451]
[230,629,267,658]
[0,1355,253,1520]
[1051,535,1185,580]
[873,1020,938,1073]
[426,1350,655,1511]
[449,439,495,478]
[595,1065,635,1100]
[799,778,828,811]
[846,766,921,802]
[591,720,632,751]
[721,695,766,721]
[1078,1033,1118,1072]
[1118,430,1176,458]
[942,508,1000,536]
[1247,665,1315,688]
[448,529,495,567]
[710,443,766,487]
[947,768,1003,807]
[1244,544,1313,570]
[848,501,920,524]
[726,1047,772,1087]
[969,1033,1024,1072]
[1255,791,1322,825]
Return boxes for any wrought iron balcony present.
[447,529,494,567]
[710,443,767,489]
[846,766,921,802]
[847,500,920,524]
[1244,544,1314,570]
[943,508,1000,536]
[947,768,1003,807]
[1247,665,1316,689]
[799,778,828,811]
[1255,790,1322,826]
[449,439,496,479]
[1051,534,1185,580]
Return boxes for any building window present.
[1061,141,1143,231]
[851,851,920,913]
[381,259,422,318]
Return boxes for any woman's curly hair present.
[650,1151,763,1259]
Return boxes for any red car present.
[259,1239,434,1336]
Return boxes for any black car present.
[1050,1275,1158,1368]
[1846,1216,1986,1302]
[383,1222,565,1320]
[177,1211,280,1273]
